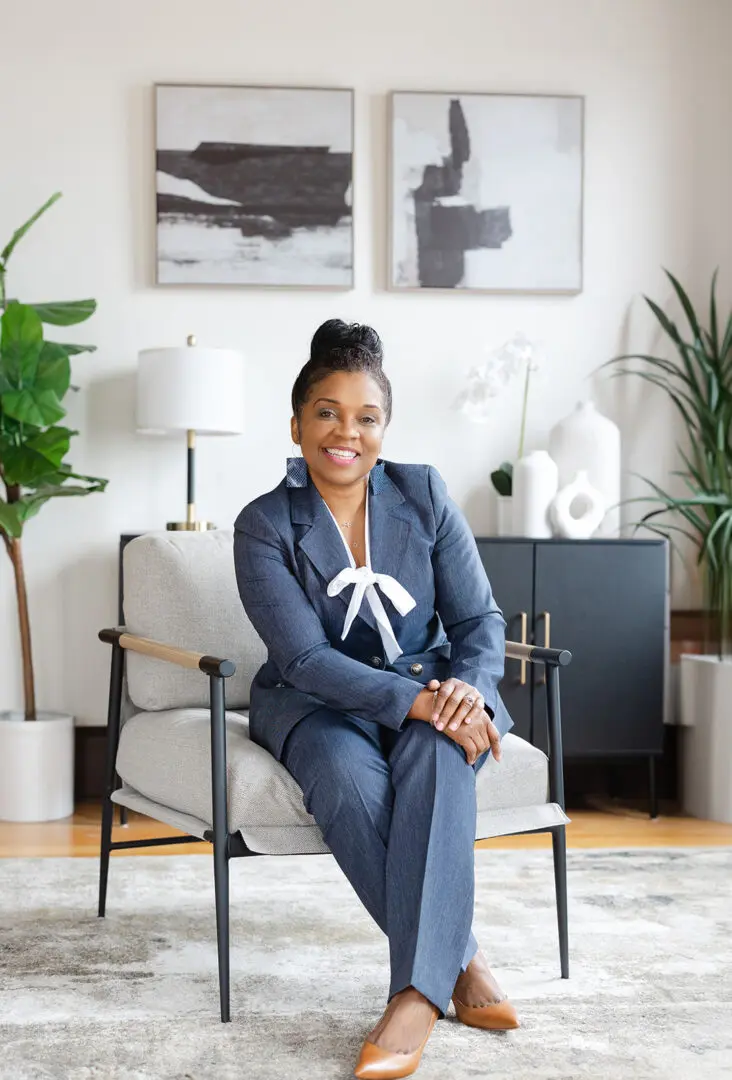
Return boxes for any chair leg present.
[98,641,124,918]
[213,838,231,1023]
[98,794,114,918]
[551,825,569,979]
[210,674,231,1022]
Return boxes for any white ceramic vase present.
[548,401,621,537]
[495,494,514,537]
[0,711,75,822]
[551,470,607,539]
[512,451,558,538]
[679,655,732,823]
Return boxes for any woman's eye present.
[318,409,335,418]
[361,416,376,424]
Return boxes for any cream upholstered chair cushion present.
[113,531,569,853]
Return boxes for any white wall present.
[1,0,730,723]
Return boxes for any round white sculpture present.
[548,401,620,537]
[513,451,559,538]
[551,470,606,539]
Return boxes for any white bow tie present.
[327,565,416,664]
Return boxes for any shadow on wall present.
[61,550,118,726]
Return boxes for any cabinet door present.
[533,541,667,756]
[475,540,534,742]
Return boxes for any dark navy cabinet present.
[476,538,669,814]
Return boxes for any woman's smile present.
[321,446,361,466]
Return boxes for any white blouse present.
[323,491,416,664]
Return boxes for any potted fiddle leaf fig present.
[0,192,107,822]
[607,269,732,823]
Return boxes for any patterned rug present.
[1,849,730,1079]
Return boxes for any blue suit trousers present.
[280,708,489,1018]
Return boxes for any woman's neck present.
[312,476,367,520]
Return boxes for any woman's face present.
[291,370,387,489]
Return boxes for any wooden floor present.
[1,801,731,857]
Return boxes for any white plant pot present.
[679,655,732,823]
[495,494,514,537]
[512,451,558,538]
[0,711,75,822]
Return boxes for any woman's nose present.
[335,416,359,438]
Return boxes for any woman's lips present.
[321,448,359,466]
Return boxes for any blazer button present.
[409,663,423,675]
[370,656,382,667]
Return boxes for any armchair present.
[98,530,571,1022]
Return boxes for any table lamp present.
[136,335,244,530]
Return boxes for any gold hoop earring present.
[291,441,302,457]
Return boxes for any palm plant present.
[0,192,107,721]
[606,270,732,657]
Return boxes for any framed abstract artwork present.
[155,84,354,288]
[389,91,584,293]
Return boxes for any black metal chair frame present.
[98,627,571,1023]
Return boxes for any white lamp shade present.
[137,346,245,436]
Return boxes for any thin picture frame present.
[387,90,585,295]
[154,82,356,290]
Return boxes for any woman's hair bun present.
[310,319,383,366]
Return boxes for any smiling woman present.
[233,318,514,1079]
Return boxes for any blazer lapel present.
[368,465,412,590]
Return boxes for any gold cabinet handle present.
[536,611,551,684]
[519,611,528,685]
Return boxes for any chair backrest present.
[123,530,267,711]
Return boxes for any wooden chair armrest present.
[99,628,236,678]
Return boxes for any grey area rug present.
[1,849,731,1080]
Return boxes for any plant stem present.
[8,537,36,721]
[517,362,531,460]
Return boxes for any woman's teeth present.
[324,448,357,459]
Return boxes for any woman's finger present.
[462,734,480,765]
[431,679,458,727]
[487,720,502,762]
[449,693,484,731]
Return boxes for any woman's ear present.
[290,416,299,445]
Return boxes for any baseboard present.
[74,727,107,800]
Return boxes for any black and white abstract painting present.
[155,84,353,287]
[390,92,583,293]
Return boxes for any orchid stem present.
[517,362,531,460]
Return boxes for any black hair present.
[291,319,392,427]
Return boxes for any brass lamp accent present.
[136,334,245,531]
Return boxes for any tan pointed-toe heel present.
[451,995,520,1031]
[353,1011,438,1079]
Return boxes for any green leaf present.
[1,303,43,385]
[0,192,62,264]
[0,500,22,538]
[31,299,96,326]
[709,269,720,356]
[34,342,71,397]
[490,463,513,496]
[22,477,107,510]
[1,387,65,426]
[61,342,96,356]
[664,268,702,343]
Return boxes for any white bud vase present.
[495,494,514,537]
[548,400,621,537]
[513,451,558,538]
[551,470,606,538]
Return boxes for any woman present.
[233,320,518,1080]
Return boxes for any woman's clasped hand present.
[425,678,502,765]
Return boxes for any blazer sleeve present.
[428,466,507,718]
[234,503,423,730]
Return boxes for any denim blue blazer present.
[233,459,513,761]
